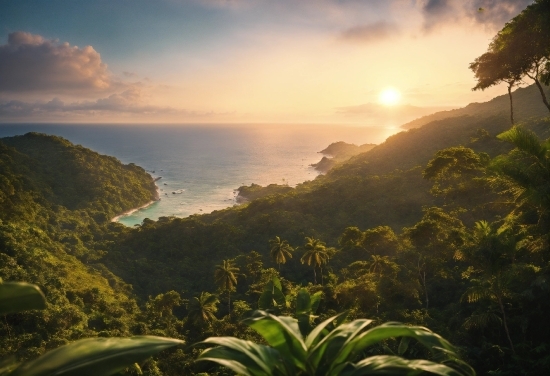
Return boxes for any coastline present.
[111,179,160,223]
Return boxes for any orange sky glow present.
[0,0,531,125]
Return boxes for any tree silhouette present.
[472,0,550,113]
[214,259,239,316]
[300,237,329,285]
[269,236,294,270]
[470,49,522,124]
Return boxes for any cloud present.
[0,31,115,94]
[418,0,533,30]
[0,87,223,120]
[123,71,138,78]
[340,22,399,43]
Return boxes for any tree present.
[187,291,219,327]
[491,125,550,250]
[269,236,294,270]
[456,221,519,355]
[470,49,523,124]
[214,259,239,315]
[402,208,466,310]
[474,0,550,113]
[300,237,329,285]
[197,310,475,376]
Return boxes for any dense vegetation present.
[2,111,549,375]
[2,2,550,373]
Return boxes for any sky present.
[0,0,534,125]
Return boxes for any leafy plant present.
[258,276,287,311]
[0,279,183,376]
[196,310,475,376]
[0,278,46,315]
[8,336,184,376]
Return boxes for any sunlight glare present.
[379,87,401,106]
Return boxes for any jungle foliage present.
[1,72,550,375]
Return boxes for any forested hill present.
[101,112,549,298]
[98,113,550,374]
[1,113,549,374]
[0,133,161,369]
[1,132,158,222]
[402,83,550,130]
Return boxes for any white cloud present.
[0,31,116,94]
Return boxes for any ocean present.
[0,123,399,226]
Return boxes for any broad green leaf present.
[258,284,286,310]
[273,285,287,307]
[0,281,46,315]
[243,311,307,371]
[258,288,273,310]
[272,276,283,293]
[296,289,311,315]
[398,337,410,356]
[310,291,322,313]
[339,355,473,376]
[305,312,348,349]
[10,336,184,376]
[309,318,373,373]
[0,356,17,376]
[198,337,291,376]
[341,323,458,366]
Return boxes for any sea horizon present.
[0,123,400,225]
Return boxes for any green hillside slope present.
[0,133,162,364]
[402,84,550,130]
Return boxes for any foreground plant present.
[0,279,183,376]
[196,310,475,376]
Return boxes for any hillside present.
[102,113,550,299]
[402,83,550,129]
[310,141,376,173]
[0,134,162,364]
[1,104,549,375]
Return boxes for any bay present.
[0,123,398,226]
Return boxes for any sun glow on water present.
[379,87,401,106]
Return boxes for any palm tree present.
[300,237,329,285]
[495,126,550,222]
[457,221,518,355]
[187,291,219,327]
[214,259,239,315]
[269,236,294,270]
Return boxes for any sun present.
[379,87,401,106]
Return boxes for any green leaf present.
[296,289,311,315]
[0,356,17,376]
[243,310,307,371]
[497,126,546,160]
[340,355,473,376]
[258,281,285,310]
[310,291,322,314]
[398,337,410,356]
[272,276,283,293]
[10,336,184,376]
[309,318,373,373]
[0,281,46,315]
[305,312,348,349]
[197,337,291,376]
[342,323,458,366]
